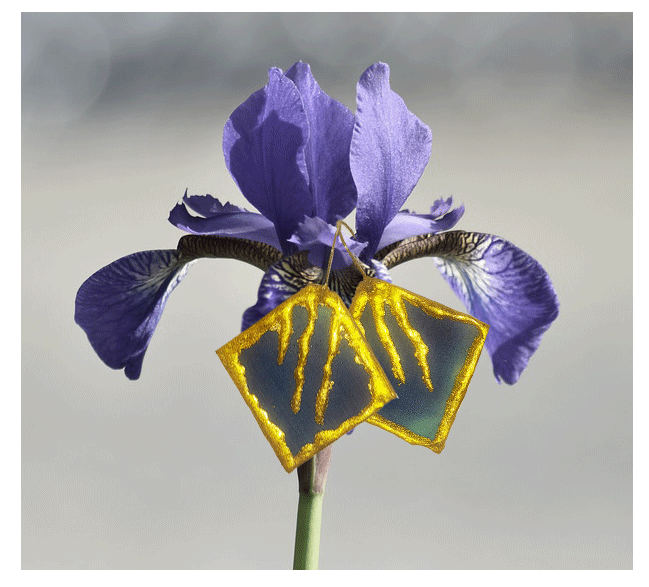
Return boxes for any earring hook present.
[323,220,368,287]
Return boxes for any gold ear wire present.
[323,223,340,287]
[324,220,369,285]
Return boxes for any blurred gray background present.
[22,13,632,569]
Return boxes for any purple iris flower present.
[75,62,558,384]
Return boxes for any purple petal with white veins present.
[288,215,367,270]
[433,233,559,384]
[351,62,433,261]
[169,193,282,250]
[377,198,465,251]
[241,261,305,331]
[285,61,357,223]
[75,250,192,380]
[223,67,314,251]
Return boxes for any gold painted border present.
[351,279,489,452]
[217,284,397,472]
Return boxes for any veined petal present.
[376,198,465,251]
[241,258,312,331]
[288,215,367,271]
[433,232,559,384]
[285,61,357,222]
[351,62,432,261]
[223,67,313,251]
[75,250,193,380]
[169,192,282,250]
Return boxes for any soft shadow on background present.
[22,13,632,569]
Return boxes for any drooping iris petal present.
[432,232,559,384]
[376,198,465,251]
[241,258,311,331]
[75,250,193,380]
[351,62,433,261]
[223,67,313,251]
[285,61,357,223]
[288,216,367,270]
[168,192,282,250]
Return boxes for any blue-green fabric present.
[358,301,480,441]
[239,306,373,455]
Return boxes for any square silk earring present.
[217,282,397,473]
[350,277,488,453]
[333,221,489,453]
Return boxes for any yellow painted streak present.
[291,294,318,414]
[357,279,490,452]
[390,295,433,392]
[368,285,406,384]
[272,302,294,365]
[321,287,397,415]
[349,284,367,322]
[314,307,342,425]
[350,287,368,338]
[216,284,398,473]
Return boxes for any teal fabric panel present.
[359,301,479,441]
[239,305,373,456]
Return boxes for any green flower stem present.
[293,445,332,570]
[293,490,324,569]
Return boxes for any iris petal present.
[285,61,357,223]
[288,216,367,270]
[168,192,282,250]
[75,250,192,380]
[376,198,465,251]
[181,192,244,217]
[351,62,433,261]
[433,232,559,384]
[241,259,310,331]
[223,67,313,251]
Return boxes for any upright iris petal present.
[285,61,357,223]
[351,63,433,261]
[288,216,367,270]
[75,250,192,380]
[232,63,359,326]
[223,67,313,252]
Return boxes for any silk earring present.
[216,232,397,473]
[337,223,489,453]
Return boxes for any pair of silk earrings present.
[217,222,489,472]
